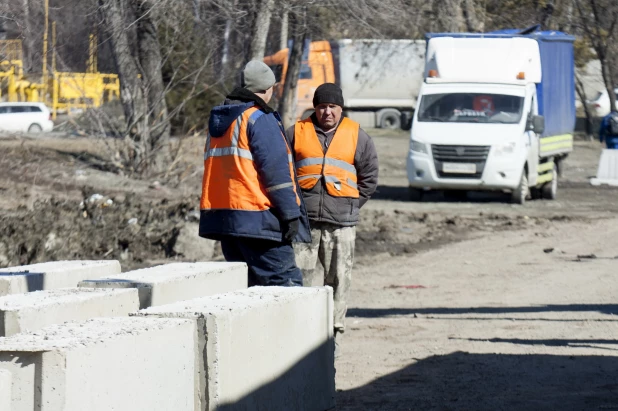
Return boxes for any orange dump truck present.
[264,39,426,129]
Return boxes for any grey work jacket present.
[285,115,379,227]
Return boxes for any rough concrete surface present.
[0,368,11,411]
[0,288,139,336]
[79,262,247,308]
[0,317,195,411]
[0,260,121,297]
[139,286,336,411]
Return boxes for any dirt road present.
[1,129,618,409]
[337,130,618,410]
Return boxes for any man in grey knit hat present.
[199,60,311,287]
[286,83,379,357]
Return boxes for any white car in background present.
[586,88,618,117]
[0,102,54,133]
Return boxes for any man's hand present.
[283,218,300,242]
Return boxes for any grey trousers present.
[294,222,356,332]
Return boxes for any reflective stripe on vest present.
[293,117,360,198]
[200,106,300,211]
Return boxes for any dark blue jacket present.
[199,89,311,243]
[600,112,618,143]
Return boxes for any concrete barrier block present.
[139,286,335,411]
[591,149,618,186]
[79,262,247,309]
[0,260,121,297]
[0,317,196,411]
[0,369,11,411]
[0,288,139,337]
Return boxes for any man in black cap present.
[285,83,378,356]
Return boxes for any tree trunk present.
[99,0,148,173]
[135,0,171,170]
[21,0,34,71]
[220,3,235,83]
[280,6,289,50]
[575,70,594,140]
[601,58,617,114]
[433,0,464,32]
[278,9,306,129]
[462,0,484,32]
[249,0,275,60]
[563,0,575,32]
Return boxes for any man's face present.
[315,103,342,130]
[262,86,274,104]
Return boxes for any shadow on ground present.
[336,351,618,410]
[372,185,509,203]
[348,304,618,318]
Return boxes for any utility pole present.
[42,0,49,103]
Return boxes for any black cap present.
[313,83,344,108]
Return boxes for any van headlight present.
[493,142,516,156]
[411,140,428,154]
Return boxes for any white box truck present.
[407,28,576,204]
[265,39,426,129]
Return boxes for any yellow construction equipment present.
[0,0,120,119]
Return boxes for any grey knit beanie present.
[241,60,276,93]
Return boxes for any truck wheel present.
[379,110,401,129]
[511,172,528,205]
[408,187,424,201]
[530,187,541,200]
[541,163,558,200]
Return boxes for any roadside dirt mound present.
[355,209,586,259]
[0,189,200,270]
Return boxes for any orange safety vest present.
[294,117,359,198]
[200,106,300,211]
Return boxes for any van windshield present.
[418,93,524,124]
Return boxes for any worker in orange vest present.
[285,83,379,355]
[200,60,311,286]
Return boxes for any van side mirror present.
[527,115,545,134]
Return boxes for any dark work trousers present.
[606,136,618,149]
[220,236,303,287]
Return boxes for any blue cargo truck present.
[407,27,575,204]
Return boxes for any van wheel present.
[511,172,528,205]
[530,187,541,200]
[379,110,401,129]
[541,164,558,200]
[28,124,42,133]
[408,187,424,201]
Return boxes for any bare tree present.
[278,6,306,129]
[279,3,288,50]
[575,71,594,139]
[135,0,171,167]
[250,0,275,60]
[98,0,170,175]
[462,0,484,32]
[433,0,464,32]
[575,0,618,114]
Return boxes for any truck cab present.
[263,40,335,120]
[407,32,575,204]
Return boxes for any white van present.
[407,32,575,204]
[0,102,54,133]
